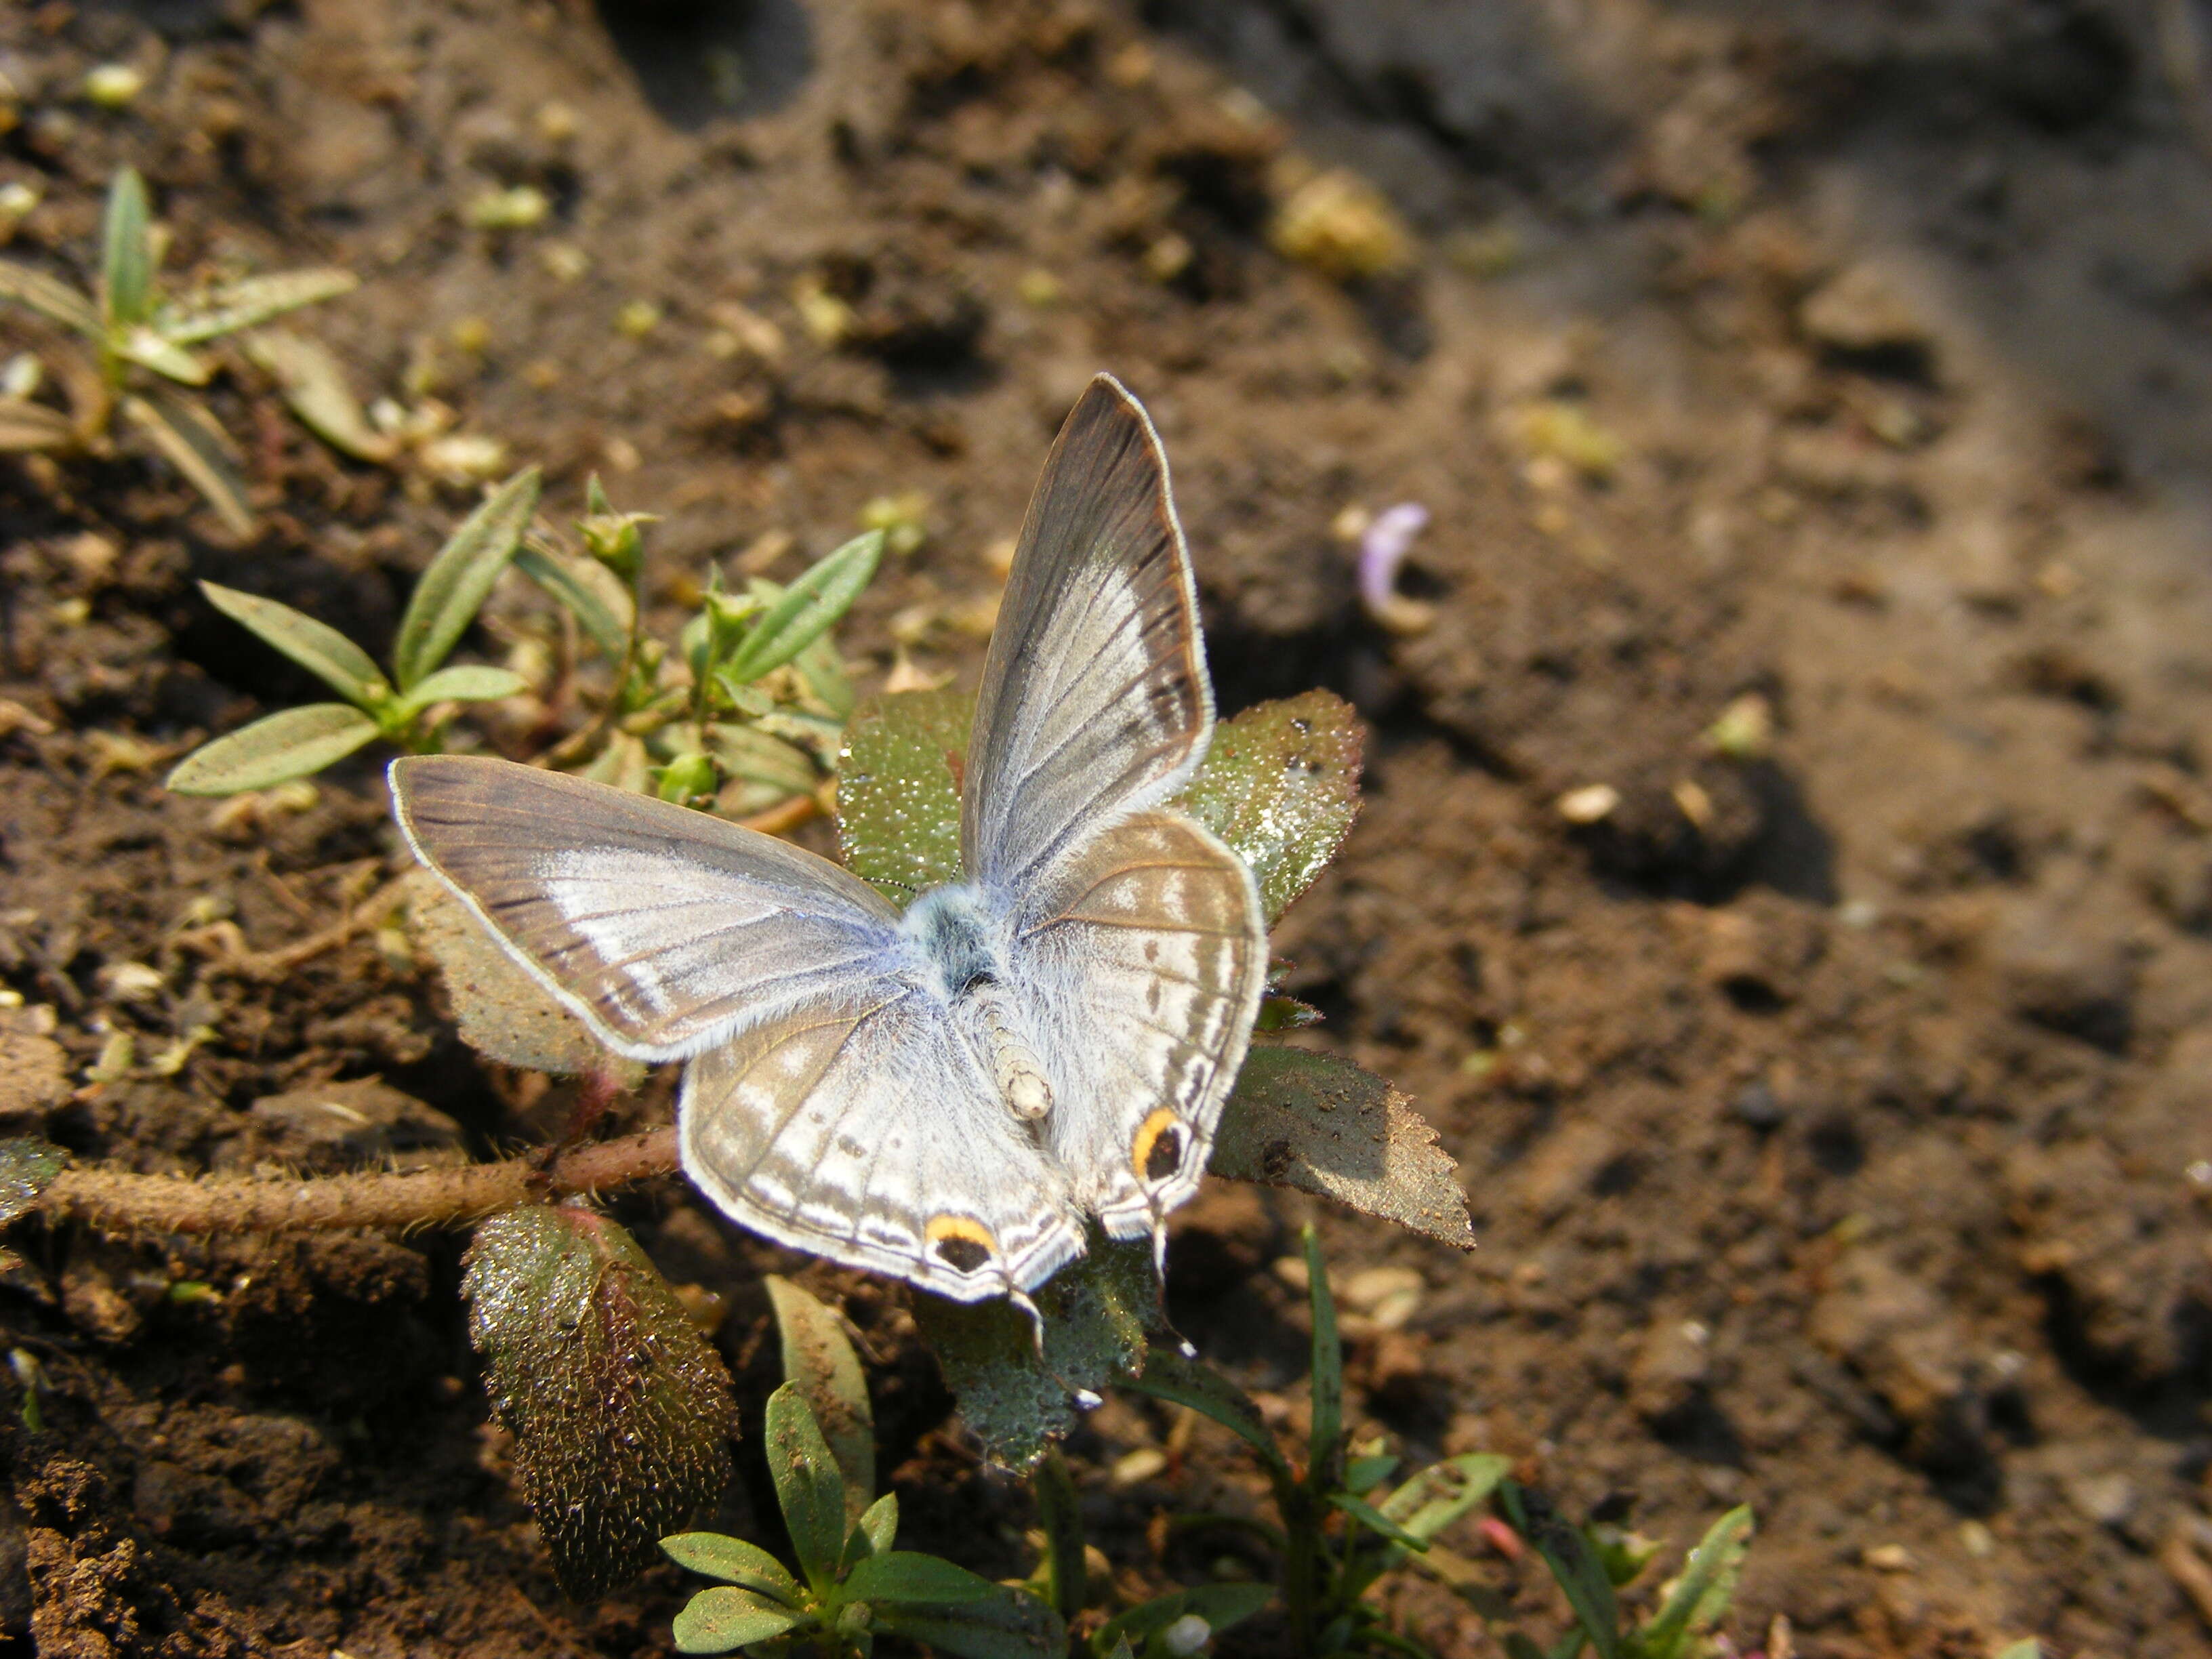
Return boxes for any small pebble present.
[82,64,145,109]
[1110,1446,1166,1486]
[1557,783,1620,825]
[1862,1543,1914,1572]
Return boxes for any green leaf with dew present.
[516,541,633,663]
[100,167,154,332]
[152,269,358,344]
[765,1276,874,1525]
[1212,1047,1475,1250]
[719,530,884,687]
[661,1532,804,1607]
[672,1586,801,1655]
[1635,1506,1753,1659]
[399,663,529,712]
[165,703,379,795]
[392,466,542,690]
[914,1231,1158,1469]
[1176,690,1362,924]
[840,1551,1000,1607]
[836,688,973,900]
[762,1382,848,1594]
[462,1204,737,1599]
[1498,1483,1618,1659]
[242,328,397,463]
[121,388,253,539]
[0,259,100,337]
[874,1584,1065,1659]
[198,580,387,707]
[0,1140,67,1225]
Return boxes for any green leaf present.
[1378,1454,1511,1544]
[1033,1447,1086,1620]
[792,631,856,720]
[516,542,633,663]
[1635,1507,1753,1659]
[1329,1492,1427,1552]
[1211,1047,1475,1250]
[835,688,974,900]
[840,1551,999,1607]
[462,1205,737,1599]
[152,268,358,344]
[874,1585,1065,1659]
[0,259,101,337]
[101,167,154,331]
[763,1382,848,1594]
[1993,1644,2043,1659]
[845,1492,897,1570]
[242,327,398,464]
[765,1277,875,1525]
[1176,691,1362,924]
[0,398,78,453]
[719,530,884,687]
[1096,1583,1273,1653]
[1303,1225,1343,1490]
[121,389,253,539]
[165,703,379,795]
[1120,1346,1288,1479]
[400,663,529,711]
[114,325,211,385]
[392,466,542,690]
[1498,1483,1618,1659]
[661,1533,805,1607]
[1345,1452,1400,1494]
[198,580,387,707]
[912,1231,1159,1469]
[672,1586,802,1654]
[705,723,819,798]
[0,1139,67,1224]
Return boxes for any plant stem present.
[1033,1446,1086,1622]
[1280,1479,1323,1659]
[41,1126,679,1236]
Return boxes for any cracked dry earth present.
[3,0,2212,1654]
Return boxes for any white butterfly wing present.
[391,756,904,1062]
[960,375,1214,892]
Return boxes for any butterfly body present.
[393,375,1267,1306]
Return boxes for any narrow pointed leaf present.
[153,268,358,344]
[198,580,386,705]
[400,663,528,711]
[115,325,210,385]
[463,1205,737,1599]
[1211,1047,1475,1250]
[719,530,883,686]
[1303,1225,1344,1488]
[516,541,632,662]
[165,703,378,795]
[242,327,398,462]
[841,1551,998,1607]
[765,1277,875,1524]
[1176,690,1363,924]
[0,398,77,452]
[0,260,100,337]
[1498,1483,1619,1659]
[122,390,254,538]
[392,466,541,689]
[101,168,153,331]
[661,1532,804,1606]
[672,1586,800,1654]
[1329,1492,1427,1552]
[705,723,819,798]
[835,688,973,900]
[844,1492,898,1571]
[874,1586,1064,1659]
[763,1382,848,1594]
[1636,1507,1753,1659]
[1120,1346,1288,1477]
[792,631,856,719]
[1378,1454,1511,1542]
[1097,1583,1273,1652]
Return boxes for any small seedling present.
[0,165,356,535]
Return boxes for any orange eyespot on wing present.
[926,1214,998,1275]
[1132,1107,1187,1184]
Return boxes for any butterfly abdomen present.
[900,884,1054,1122]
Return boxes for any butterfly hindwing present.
[390,756,905,1062]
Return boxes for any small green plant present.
[162,468,882,824]
[664,1277,1065,1658]
[1120,1227,1756,1659]
[0,165,356,535]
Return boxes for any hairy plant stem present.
[41,1126,679,1236]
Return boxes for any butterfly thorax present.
[898,884,1053,1123]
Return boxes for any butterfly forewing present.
[680,993,1088,1300]
[1016,811,1266,1234]
[961,375,1212,891]
[391,756,905,1061]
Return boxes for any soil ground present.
[3,1,2212,1654]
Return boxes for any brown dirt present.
[3,1,2211,1654]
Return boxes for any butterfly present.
[390,374,1267,1315]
